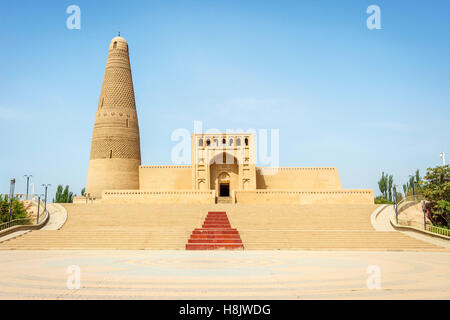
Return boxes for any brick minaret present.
[86,35,141,198]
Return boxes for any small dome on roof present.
[109,36,128,50]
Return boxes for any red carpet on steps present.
[186,211,244,250]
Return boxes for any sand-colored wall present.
[139,166,192,190]
[102,190,216,204]
[86,159,141,198]
[234,189,373,204]
[256,167,342,190]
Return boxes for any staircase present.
[0,204,443,251]
[186,211,244,250]
[216,197,232,204]
[0,204,206,250]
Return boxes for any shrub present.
[0,195,28,223]
[421,165,450,227]
[374,195,393,204]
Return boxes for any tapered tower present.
[86,35,141,198]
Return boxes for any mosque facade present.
[79,36,373,205]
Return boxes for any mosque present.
[5,35,442,255]
[77,35,373,205]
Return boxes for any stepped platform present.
[0,203,445,251]
[186,212,244,250]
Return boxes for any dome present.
[109,36,128,50]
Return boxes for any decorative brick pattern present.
[86,36,141,198]
[90,137,141,160]
[90,37,140,161]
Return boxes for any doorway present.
[219,183,230,197]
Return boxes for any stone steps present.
[0,203,444,251]
[186,212,244,250]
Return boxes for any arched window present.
[214,139,218,147]
[236,138,241,146]
[113,41,117,49]
[222,138,226,146]
[198,138,203,147]
[229,138,234,146]
[206,139,211,146]
[109,150,112,158]
[245,137,249,146]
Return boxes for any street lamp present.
[41,184,51,216]
[422,200,427,231]
[408,175,416,200]
[36,194,44,224]
[8,178,16,227]
[440,152,446,166]
[413,181,419,202]
[393,184,399,224]
[24,175,32,200]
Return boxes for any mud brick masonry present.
[77,36,373,205]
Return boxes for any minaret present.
[86,35,141,198]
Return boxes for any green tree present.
[53,185,75,203]
[387,174,393,202]
[81,188,86,196]
[421,165,450,227]
[0,195,28,223]
[415,169,422,186]
[374,195,391,204]
[378,172,396,201]
[378,172,388,199]
[403,169,422,197]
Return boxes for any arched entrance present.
[209,152,239,198]
[218,172,230,197]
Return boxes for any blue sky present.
[0,0,449,198]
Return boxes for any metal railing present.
[397,194,425,215]
[0,208,49,232]
[0,218,32,232]
[0,198,49,233]
[395,195,450,238]
[427,225,450,237]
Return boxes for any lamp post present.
[41,184,51,216]
[36,194,42,224]
[8,178,16,227]
[440,152,446,166]
[422,200,427,231]
[393,185,398,224]
[408,175,416,201]
[413,181,418,201]
[24,175,32,200]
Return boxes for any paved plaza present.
[0,250,448,299]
